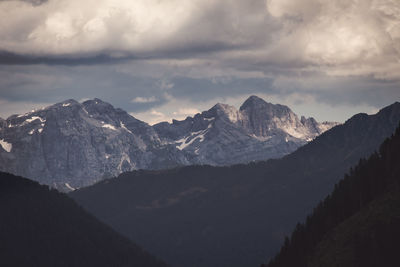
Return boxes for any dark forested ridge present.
[0,172,168,267]
[71,102,400,267]
[264,123,400,267]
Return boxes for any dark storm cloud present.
[310,77,400,109]
[0,51,138,65]
[3,0,49,6]
[0,64,170,111]
[0,40,245,66]
[20,0,48,5]
[0,64,274,111]
[166,76,275,102]
[0,62,398,123]
[2,62,397,114]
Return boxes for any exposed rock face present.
[154,95,338,166]
[0,96,338,190]
[0,99,181,190]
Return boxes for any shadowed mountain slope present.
[0,172,168,267]
[264,123,400,267]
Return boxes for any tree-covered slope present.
[0,172,168,267]
[309,191,400,267]
[264,124,400,267]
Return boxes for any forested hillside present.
[0,172,168,267]
[264,123,400,267]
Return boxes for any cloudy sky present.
[0,0,399,124]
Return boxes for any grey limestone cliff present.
[154,95,338,166]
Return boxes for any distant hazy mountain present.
[0,172,168,267]
[71,102,400,267]
[264,123,400,267]
[0,96,336,190]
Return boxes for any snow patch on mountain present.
[176,124,212,150]
[65,183,75,191]
[26,116,46,124]
[7,116,46,128]
[0,139,12,152]
[117,153,133,172]
[102,124,117,131]
[120,122,133,134]
[204,117,215,121]
[282,125,308,139]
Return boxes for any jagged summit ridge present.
[154,95,339,165]
[0,96,339,190]
[240,95,278,111]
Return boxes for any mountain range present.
[0,95,337,191]
[71,102,400,267]
[0,98,398,267]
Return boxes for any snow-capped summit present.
[0,96,338,191]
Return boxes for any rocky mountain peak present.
[58,99,79,106]
[82,98,115,114]
[239,95,270,110]
[237,96,301,138]
[240,95,294,120]
[209,103,240,123]
[211,102,235,113]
